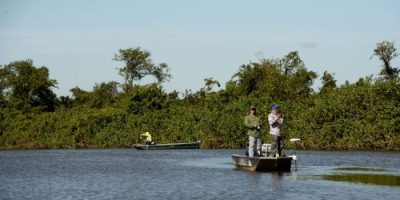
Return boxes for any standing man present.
[244,106,262,157]
[268,105,284,157]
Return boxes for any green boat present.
[133,141,201,150]
[232,139,301,172]
[231,154,293,172]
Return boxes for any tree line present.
[0,42,399,150]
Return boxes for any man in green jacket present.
[244,106,262,157]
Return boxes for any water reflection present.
[270,172,284,192]
[334,167,388,172]
[271,172,285,181]
[318,173,400,187]
[182,157,232,169]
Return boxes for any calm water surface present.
[0,149,399,200]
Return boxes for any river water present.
[0,149,399,200]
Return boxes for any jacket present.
[244,114,261,137]
[268,112,283,136]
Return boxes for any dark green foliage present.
[286,77,400,150]
[68,81,119,109]
[1,43,399,150]
[320,71,337,94]
[120,83,169,114]
[0,60,57,112]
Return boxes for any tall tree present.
[0,60,57,112]
[371,41,399,80]
[203,77,220,94]
[113,47,172,86]
[153,63,172,83]
[320,71,337,94]
[281,51,305,75]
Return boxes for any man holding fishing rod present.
[244,106,262,157]
[268,104,284,157]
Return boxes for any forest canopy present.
[0,41,399,150]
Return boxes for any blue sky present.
[1,0,399,96]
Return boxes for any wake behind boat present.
[133,141,201,150]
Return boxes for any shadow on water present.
[316,173,400,187]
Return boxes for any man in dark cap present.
[244,106,262,157]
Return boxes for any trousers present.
[248,136,262,157]
[270,134,282,157]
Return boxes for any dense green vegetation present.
[1,41,399,150]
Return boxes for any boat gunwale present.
[231,154,293,172]
[133,141,201,150]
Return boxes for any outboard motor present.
[288,138,301,171]
[261,143,272,157]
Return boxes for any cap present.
[271,104,280,109]
[250,106,256,110]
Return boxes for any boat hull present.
[134,141,201,150]
[231,154,292,172]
